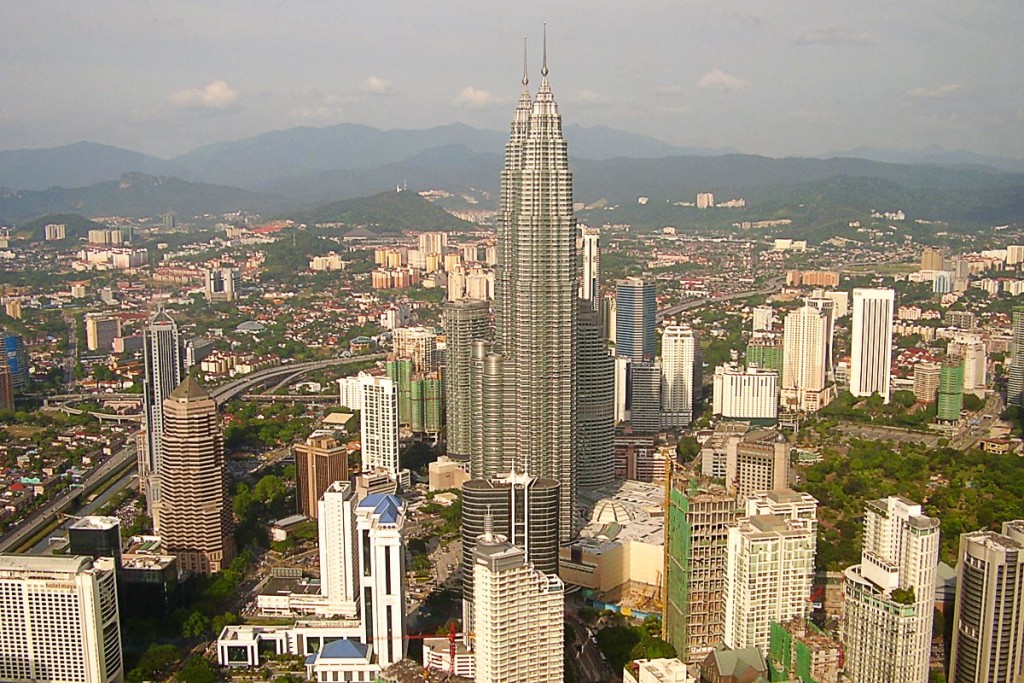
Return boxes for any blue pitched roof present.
[320,639,370,660]
[358,493,403,524]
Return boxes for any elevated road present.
[656,275,785,322]
[209,354,385,404]
[0,444,137,553]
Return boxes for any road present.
[565,610,618,683]
[0,444,137,553]
[656,275,785,322]
[949,392,1004,450]
[28,469,138,554]
[209,354,386,404]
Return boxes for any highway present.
[209,354,386,404]
[0,444,137,553]
[566,610,618,683]
[28,469,138,554]
[656,275,785,322]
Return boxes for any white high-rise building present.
[473,529,564,683]
[744,489,818,535]
[948,333,987,392]
[338,371,370,411]
[781,305,831,412]
[359,375,399,476]
[661,325,701,428]
[805,296,836,381]
[724,514,815,653]
[317,482,359,616]
[0,555,123,683]
[843,496,940,683]
[614,355,631,423]
[142,309,181,500]
[752,306,774,333]
[712,363,778,420]
[850,288,895,403]
[579,226,600,308]
[392,326,438,373]
[355,493,407,669]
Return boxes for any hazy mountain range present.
[0,122,1022,228]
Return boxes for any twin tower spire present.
[521,24,549,88]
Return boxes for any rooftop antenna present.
[541,23,549,77]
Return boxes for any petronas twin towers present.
[448,37,612,541]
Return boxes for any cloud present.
[697,69,747,93]
[360,76,393,95]
[169,80,239,109]
[794,28,878,46]
[452,86,499,109]
[906,83,960,99]
[577,89,614,105]
[289,85,352,122]
[654,85,684,97]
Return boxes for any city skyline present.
[1,3,1020,160]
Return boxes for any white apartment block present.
[781,305,832,412]
[392,326,437,373]
[473,534,564,683]
[318,482,359,617]
[359,375,399,476]
[661,325,701,428]
[843,497,940,683]
[850,288,895,403]
[338,372,370,411]
[0,555,123,683]
[948,333,987,391]
[712,363,778,420]
[752,305,774,333]
[723,514,815,653]
[725,434,790,502]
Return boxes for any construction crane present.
[401,622,470,679]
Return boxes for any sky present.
[0,0,1021,159]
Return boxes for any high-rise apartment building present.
[392,326,438,373]
[843,496,939,683]
[473,528,564,683]
[616,277,656,362]
[142,310,181,499]
[85,314,121,352]
[295,435,349,519]
[359,375,399,476]
[1009,307,1024,407]
[317,481,359,616]
[0,555,123,683]
[752,306,774,333]
[443,300,489,461]
[0,362,13,411]
[805,296,836,382]
[747,337,784,374]
[781,305,832,412]
[661,325,701,428]
[614,355,631,423]
[664,472,738,662]
[461,473,560,629]
[921,247,945,271]
[913,361,941,403]
[157,377,234,575]
[204,267,239,303]
[580,226,600,308]
[577,302,615,489]
[712,363,779,421]
[477,50,578,540]
[723,514,815,652]
[850,288,895,403]
[948,333,987,392]
[948,522,1024,683]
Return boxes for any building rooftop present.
[358,493,403,524]
[0,554,94,574]
[70,515,119,531]
[122,554,176,571]
[168,375,210,401]
[318,638,369,660]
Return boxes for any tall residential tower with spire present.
[477,30,579,541]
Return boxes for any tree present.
[676,437,700,462]
[178,656,219,683]
[181,610,211,639]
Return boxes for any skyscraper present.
[1,330,28,390]
[473,527,564,683]
[937,361,964,423]
[355,493,407,668]
[359,375,399,476]
[781,305,831,412]
[580,226,600,308]
[577,301,615,489]
[843,496,939,683]
[0,555,123,683]
[157,377,235,575]
[629,360,662,434]
[142,310,181,499]
[805,296,836,381]
[850,288,895,403]
[461,472,560,629]
[317,481,359,617]
[443,299,490,461]
[616,277,656,362]
[392,326,438,374]
[484,38,578,539]
[661,325,701,428]
[294,435,349,519]
[948,522,1024,683]
[1007,306,1024,407]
